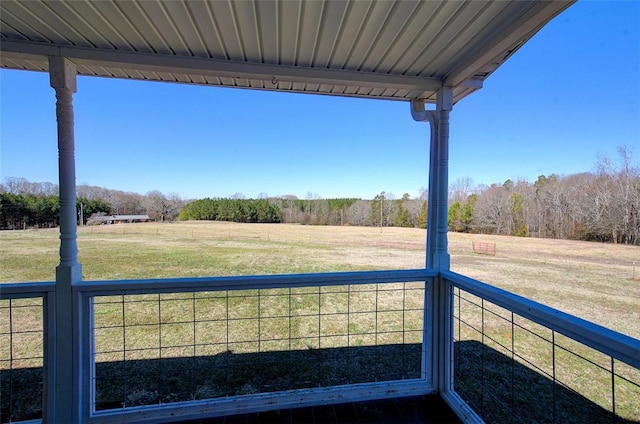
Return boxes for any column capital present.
[49,56,77,92]
[436,87,453,112]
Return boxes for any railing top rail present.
[0,281,56,299]
[72,269,436,296]
[442,269,640,369]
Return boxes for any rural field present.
[1,220,638,338]
[1,221,639,422]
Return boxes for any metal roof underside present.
[0,0,573,104]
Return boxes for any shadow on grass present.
[93,343,422,410]
[2,341,637,423]
[0,366,42,422]
[455,340,639,424]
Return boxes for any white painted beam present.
[2,40,443,94]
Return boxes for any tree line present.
[0,178,185,229]
[178,198,281,223]
[0,192,111,230]
[267,194,427,228]
[0,179,426,230]
[177,193,427,228]
[1,147,637,245]
[448,147,639,245]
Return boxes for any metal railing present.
[0,283,55,424]
[443,270,640,424]
[1,270,436,423]
[2,270,639,423]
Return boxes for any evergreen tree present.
[369,192,387,227]
[394,194,413,227]
[418,201,427,229]
[448,201,463,232]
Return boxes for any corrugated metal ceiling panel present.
[0,0,574,103]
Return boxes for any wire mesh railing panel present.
[92,282,425,412]
[0,297,44,423]
[452,286,640,424]
[615,361,640,420]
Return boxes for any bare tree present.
[532,174,571,238]
[77,184,102,200]
[279,194,298,223]
[2,177,32,194]
[145,191,184,222]
[346,200,371,226]
[405,198,424,227]
[418,186,428,201]
[588,147,640,244]
[2,177,59,195]
[449,177,475,204]
[473,183,511,234]
[561,172,596,240]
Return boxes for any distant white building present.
[91,214,150,224]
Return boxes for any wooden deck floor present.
[181,395,462,424]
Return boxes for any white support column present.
[411,88,454,396]
[433,88,452,270]
[49,56,83,423]
[50,56,79,269]
[410,90,451,270]
[433,88,454,396]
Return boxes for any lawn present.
[1,221,637,337]
[1,221,638,422]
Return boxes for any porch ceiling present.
[0,0,573,104]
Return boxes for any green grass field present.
[1,221,639,422]
[1,221,637,337]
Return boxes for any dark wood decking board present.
[181,395,462,424]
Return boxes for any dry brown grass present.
[448,232,639,339]
[1,221,639,422]
[1,221,637,337]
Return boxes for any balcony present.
[2,265,638,423]
[2,1,638,422]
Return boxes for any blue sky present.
[1,1,638,201]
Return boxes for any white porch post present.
[411,88,453,394]
[49,56,83,423]
[433,88,453,395]
[423,88,452,270]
